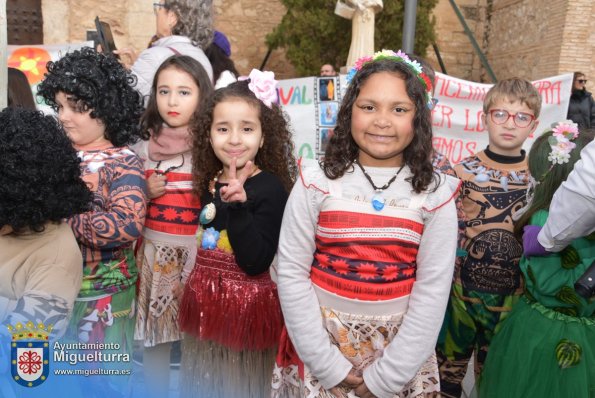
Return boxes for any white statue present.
[335,0,384,68]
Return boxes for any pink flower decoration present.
[552,120,579,139]
[247,69,278,108]
[354,56,373,70]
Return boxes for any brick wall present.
[40,0,595,91]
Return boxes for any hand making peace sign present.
[219,158,257,203]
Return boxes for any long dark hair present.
[8,68,36,109]
[191,80,297,195]
[513,128,595,238]
[204,43,239,84]
[140,55,214,140]
[322,59,437,193]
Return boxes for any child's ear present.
[259,136,264,148]
[481,112,487,126]
[529,119,539,134]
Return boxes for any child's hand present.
[113,47,138,69]
[147,172,167,199]
[172,281,185,299]
[329,369,363,397]
[219,158,254,203]
[353,381,377,398]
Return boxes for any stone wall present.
[40,0,595,91]
[426,0,488,82]
[41,0,295,78]
[428,0,595,91]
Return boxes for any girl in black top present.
[179,70,296,398]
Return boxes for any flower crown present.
[346,49,434,109]
[239,69,278,108]
[515,120,580,219]
[537,120,580,181]
[547,120,579,165]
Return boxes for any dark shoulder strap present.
[167,46,181,55]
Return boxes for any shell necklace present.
[354,160,404,211]
[199,170,223,225]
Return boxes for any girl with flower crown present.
[178,70,297,398]
[477,123,595,398]
[271,50,460,398]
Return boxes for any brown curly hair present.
[322,59,438,193]
[191,79,297,196]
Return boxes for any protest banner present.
[7,43,572,165]
[278,72,573,163]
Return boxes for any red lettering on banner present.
[464,109,485,132]
[431,104,453,128]
[533,80,562,105]
[433,136,477,164]
[278,87,294,105]
[435,76,488,102]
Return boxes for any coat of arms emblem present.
[8,321,52,387]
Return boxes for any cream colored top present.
[0,222,83,337]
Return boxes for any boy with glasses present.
[567,71,595,129]
[436,78,541,397]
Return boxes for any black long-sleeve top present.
[201,171,288,276]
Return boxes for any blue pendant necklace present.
[354,160,404,211]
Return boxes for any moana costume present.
[179,170,287,398]
[273,159,459,398]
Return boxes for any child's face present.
[351,72,415,167]
[55,91,108,148]
[482,98,538,157]
[209,98,264,177]
[156,67,200,129]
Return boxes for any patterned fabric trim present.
[271,307,440,397]
[311,210,421,300]
[145,170,200,235]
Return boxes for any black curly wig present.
[37,47,144,147]
[0,108,92,234]
[323,59,438,193]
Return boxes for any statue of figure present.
[335,0,383,68]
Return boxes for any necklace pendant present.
[371,192,385,211]
[199,202,217,224]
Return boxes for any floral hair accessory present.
[547,120,579,165]
[345,49,434,109]
[246,69,278,108]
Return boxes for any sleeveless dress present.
[478,210,595,398]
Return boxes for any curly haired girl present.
[272,50,460,398]
[179,70,297,397]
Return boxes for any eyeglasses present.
[153,2,168,13]
[577,79,587,84]
[488,109,536,128]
